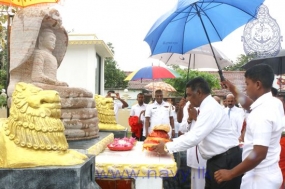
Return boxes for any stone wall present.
[0,108,7,118]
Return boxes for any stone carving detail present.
[0,82,87,168]
[7,5,99,140]
[94,95,125,130]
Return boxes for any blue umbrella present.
[144,0,264,80]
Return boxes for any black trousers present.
[131,129,145,141]
[205,146,242,189]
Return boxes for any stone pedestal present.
[68,132,114,155]
[100,128,128,138]
[0,156,100,189]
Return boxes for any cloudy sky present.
[59,0,285,71]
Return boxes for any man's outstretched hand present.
[214,169,234,184]
[152,141,167,155]
[221,79,235,91]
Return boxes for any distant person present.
[145,90,174,138]
[222,96,227,108]
[215,64,284,189]
[129,93,147,141]
[224,93,245,141]
[106,90,128,122]
[167,98,178,137]
[173,101,181,138]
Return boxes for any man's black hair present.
[137,92,144,97]
[271,87,278,97]
[244,64,274,90]
[107,90,115,93]
[186,77,211,95]
[155,89,163,94]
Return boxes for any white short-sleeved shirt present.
[130,103,147,135]
[145,101,173,134]
[179,101,191,133]
[170,106,180,134]
[114,101,123,122]
[243,92,284,168]
[224,106,245,141]
[166,95,238,160]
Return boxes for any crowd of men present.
[109,64,285,189]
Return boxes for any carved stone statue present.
[7,5,99,140]
[32,28,69,86]
[0,82,87,168]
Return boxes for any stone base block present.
[100,128,128,138]
[0,156,101,189]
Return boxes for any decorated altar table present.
[95,142,177,189]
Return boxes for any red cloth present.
[279,137,285,184]
[128,116,143,138]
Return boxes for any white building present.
[58,34,113,95]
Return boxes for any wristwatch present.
[187,118,192,124]
[164,145,169,153]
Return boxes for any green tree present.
[104,42,128,89]
[0,5,17,90]
[165,65,221,96]
[224,54,255,71]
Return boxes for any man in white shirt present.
[130,93,147,141]
[145,90,174,138]
[215,64,284,189]
[167,98,179,137]
[224,93,245,141]
[153,77,242,189]
[106,90,128,122]
[178,100,207,189]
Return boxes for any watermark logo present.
[95,167,207,182]
[242,4,282,58]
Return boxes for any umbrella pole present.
[185,54,192,97]
[186,54,192,81]
[152,79,154,98]
[195,4,225,81]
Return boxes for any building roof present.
[68,34,113,58]
[126,71,246,97]
[127,78,163,90]
[210,71,246,97]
